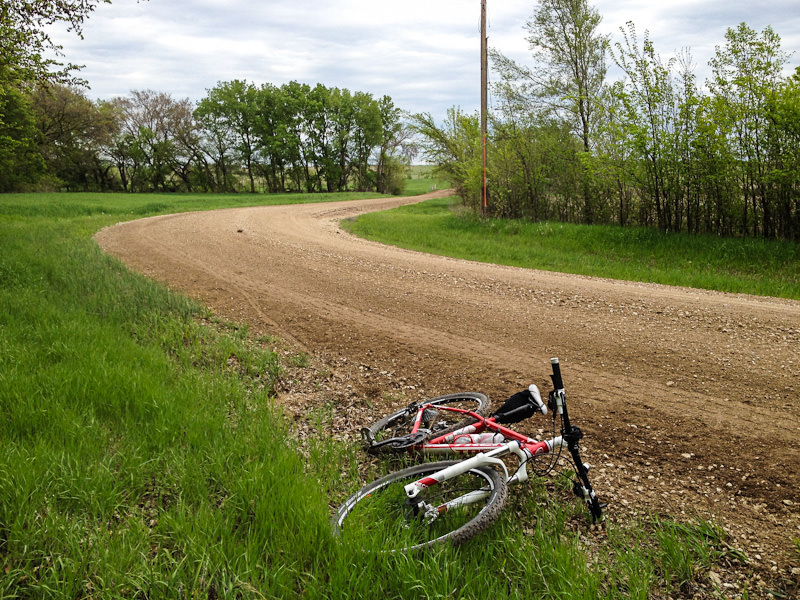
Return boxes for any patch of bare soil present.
[95,191,800,597]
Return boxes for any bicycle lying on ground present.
[332,358,604,552]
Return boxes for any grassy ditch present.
[343,196,800,300]
[0,191,750,598]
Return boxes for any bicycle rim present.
[367,393,490,451]
[332,459,507,552]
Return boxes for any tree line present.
[413,0,800,240]
[3,0,798,239]
[1,1,413,195]
[2,80,414,194]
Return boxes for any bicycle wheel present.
[332,459,508,552]
[363,392,490,453]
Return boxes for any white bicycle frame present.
[403,437,567,507]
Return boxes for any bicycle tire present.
[363,392,490,453]
[332,459,508,553]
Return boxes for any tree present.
[277,81,314,192]
[524,0,608,153]
[195,86,241,192]
[765,68,800,239]
[611,22,680,230]
[0,0,113,86]
[30,84,117,190]
[0,84,43,191]
[1,1,148,191]
[109,90,195,192]
[494,0,609,223]
[410,109,482,209]
[375,96,413,195]
[197,80,261,193]
[252,83,287,193]
[708,23,789,237]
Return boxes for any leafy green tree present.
[279,81,314,191]
[489,0,608,222]
[690,95,740,235]
[375,96,413,195]
[1,1,144,191]
[29,84,117,191]
[252,83,287,193]
[524,0,608,153]
[0,84,43,191]
[581,84,638,226]
[195,87,240,192]
[410,109,482,209]
[347,90,383,191]
[203,80,260,193]
[0,0,111,85]
[611,22,680,230]
[764,67,800,239]
[109,90,194,192]
[303,84,384,193]
[322,86,350,192]
[708,23,790,237]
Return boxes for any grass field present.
[344,196,800,300]
[0,189,771,597]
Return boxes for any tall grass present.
[344,196,800,300]
[0,191,751,597]
[0,208,334,596]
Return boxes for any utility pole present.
[480,0,488,215]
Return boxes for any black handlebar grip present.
[550,357,564,390]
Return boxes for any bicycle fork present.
[403,435,603,523]
[559,427,605,523]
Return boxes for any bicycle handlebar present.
[550,357,564,391]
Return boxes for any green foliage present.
[462,16,800,240]
[0,83,44,191]
[409,108,483,209]
[524,0,608,153]
[29,84,119,192]
[18,79,410,195]
[0,0,111,86]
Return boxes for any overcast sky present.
[49,0,799,120]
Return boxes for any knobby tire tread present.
[366,392,490,453]
[332,459,508,553]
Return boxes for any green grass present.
[0,190,755,597]
[343,196,800,300]
[0,189,393,220]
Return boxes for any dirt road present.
[95,191,799,587]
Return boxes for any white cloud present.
[47,0,799,120]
